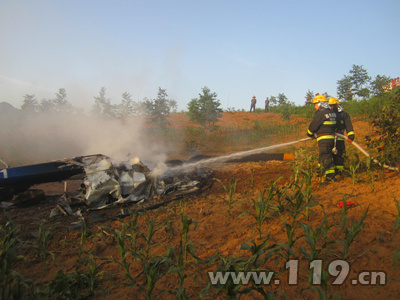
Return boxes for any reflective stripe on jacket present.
[334,108,355,140]
[307,107,337,138]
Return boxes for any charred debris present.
[0,154,214,218]
[1,152,293,224]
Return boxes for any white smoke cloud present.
[0,110,169,168]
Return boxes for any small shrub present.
[366,89,400,167]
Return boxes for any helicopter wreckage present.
[0,154,214,217]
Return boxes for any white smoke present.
[0,110,169,167]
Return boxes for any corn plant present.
[167,203,208,299]
[393,249,400,269]
[239,235,284,299]
[266,178,288,216]
[60,221,108,298]
[239,233,278,270]
[131,246,174,300]
[109,209,174,299]
[122,212,141,252]
[0,217,36,299]
[200,254,251,299]
[291,148,317,195]
[283,185,315,223]
[302,266,342,300]
[335,194,358,232]
[277,220,303,262]
[111,224,136,287]
[277,187,315,261]
[299,206,335,263]
[61,253,108,299]
[345,153,362,185]
[140,209,167,260]
[214,178,239,217]
[201,236,282,300]
[0,218,20,279]
[385,196,400,230]
[34,219,56,270]
[39,258,107,300]
[293,179,317,219]
[82,253,108,297]
[168,202,199,300]
[179,201,198,263]
[70,218,93,264]
[336,207,369,259]
[238,188,273,240]
[168,241,190,300]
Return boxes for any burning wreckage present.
[1,150,294,220]
[0,154,214,216]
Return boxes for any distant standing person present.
[250,95,256,112]
[265,97,270,112]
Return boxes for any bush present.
[186,87,222,128]
[365,89,400,167]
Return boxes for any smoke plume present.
[0,109,168,168]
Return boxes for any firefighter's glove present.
[307,133,316,139]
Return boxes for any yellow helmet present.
[328,97,339,105]
[312,94,327,103]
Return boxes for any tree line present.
[18,64,393,128]
[20,87,178,127]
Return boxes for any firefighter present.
[307,94,338,182]
[250,95,256,112]
[328,97,355,175]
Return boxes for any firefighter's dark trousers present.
[333,139,346,173]
[318,138,335,180]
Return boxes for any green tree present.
[337,75,354,101]
[21,94,39,112]
[370,74,391,96]
[338,65,371,101]
[273,93,295,120]
[92,87,115,117]
[145,87,176,127]
[115,92,136,118]
[187,86,222,127]
[305,90,314,105]
[349,64,371,99]
[38,88,75,113]
[269,95,278,106]
[39,98,56,112]
[53,88,74,113]
[277,93,288,105]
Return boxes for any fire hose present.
[334,132,398,172]
[163,133,398,176]
[299,133,397,172]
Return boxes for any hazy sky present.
[1,0,399,111]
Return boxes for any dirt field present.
[2,112,400,299]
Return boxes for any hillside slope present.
[1,112,400,299]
